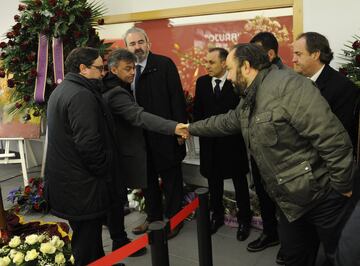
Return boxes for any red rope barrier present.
[170,197,199,230]
[88,196,200,266]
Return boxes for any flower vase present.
[186,135,196,158]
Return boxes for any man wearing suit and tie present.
[193,47,251,240]
[292,32,360,148]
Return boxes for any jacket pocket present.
[276,161,319,206]
[253,111,278,146]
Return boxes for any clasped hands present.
[175,123,190,144]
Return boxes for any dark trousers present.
[69,217,104,266]
[107,203,128,250]
[144,162,184,221]
[208,173,251,224]
[251,157,278,236]
[278,190,353,266]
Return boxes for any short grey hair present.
[107,48,137,69]
[123,27,149,46]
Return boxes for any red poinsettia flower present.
[352,40,360,50]
[24,186,31,194]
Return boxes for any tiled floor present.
[0,164,282,266]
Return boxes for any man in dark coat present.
[293,32,360,148]
[124,27,188,238]
[193,47,251,240]
[102,48,188,253]
[45,47,122,265]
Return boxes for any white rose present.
[25,234,39,245]
[51,236,64,249]
[25,249,39,261]
[40,242,56,254]
[9,249,17,259]
[0,257,11,266]
[38,234,46,242]
[69,255,75,265]
[8,236,21,248]
[12,252,24,265]
[55,253,66,264]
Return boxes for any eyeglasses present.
[90,64,104,72]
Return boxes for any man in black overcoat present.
[193,47,251,240]
[293,32,360,148]
[125,27,187,238]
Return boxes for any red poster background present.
[107,15,293,96]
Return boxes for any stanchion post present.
[148,221,170,266]
[195,188,213,266]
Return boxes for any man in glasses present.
[45,47,120,265]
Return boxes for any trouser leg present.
[107,203,128,250]
[278,210,319,266]
[207,175,225,220]
[69,217,105,266]
[161,164,184,219]
[232,174,251,224]
[307,190,354,264]
[251,157,278,236]
[143,159,163,222]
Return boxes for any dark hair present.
[208,47,228,61]
[65,47,99,74]
[107,48,137,68]
[297,32,333,64]
[250,31,279,54]
[232,43,270,70]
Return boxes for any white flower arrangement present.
[0,233,73,266]
[127,189,145,212]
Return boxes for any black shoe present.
[236,222,250,241]
[247,233,280,252]
[112,238,147,257]
[276,247,285,265]
[167,222,184,240]
[210,218,224,235]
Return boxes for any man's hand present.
[342,191,352,197]
[175,123,190,139]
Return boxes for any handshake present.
[175,123,190,140]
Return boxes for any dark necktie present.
[214,79,221,98]
[134,64,142,91]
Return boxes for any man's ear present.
[242,60,251,74]
[311,51,321,61]
[79,64,88,75]
[110,66,117,75]
[268,49,276,62]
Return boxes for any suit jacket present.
[315,64,360,147]
[102,72,177,188]
[193,75,249,179]
[135,52,187,171]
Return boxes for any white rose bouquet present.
[0,234,73,266]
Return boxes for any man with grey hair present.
[102,48,188,258]
[124,27,188,238]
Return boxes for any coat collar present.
[314,64,332,91]
[142,52,158,74]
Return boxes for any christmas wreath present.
[0,0,109,120]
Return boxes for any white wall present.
[1,0,360,69]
